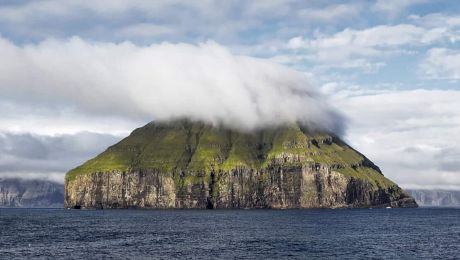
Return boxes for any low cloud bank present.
[0,132,121,183]
[0,36,344,134]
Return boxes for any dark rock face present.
[65,166,416,209]
[64,120,417,209]
[0,178,63,208]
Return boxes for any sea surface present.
[0,208,459,259]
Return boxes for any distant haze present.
[0,36,344,134]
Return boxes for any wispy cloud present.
[421,48,460,80]
[374,0,430,14]
[296,3,362,22]
[285,23,455,70]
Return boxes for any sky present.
[0,0,459,190]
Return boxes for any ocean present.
[0,208,459,259]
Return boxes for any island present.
[65,119,417,209]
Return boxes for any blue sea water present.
[0,208,459,259]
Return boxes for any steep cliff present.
[65,120,417,209]
[0,178,63,208]
[407,189,460,207]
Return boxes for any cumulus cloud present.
[0,36,344,133]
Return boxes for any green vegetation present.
[336,167,396,189]
[66,119,390,184]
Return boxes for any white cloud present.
[411,13,460,29]
[289,24,445,51]
[332,88,460,190]
[374,0,429,14]
[286,23,454,70]
[0,36,343,133]
[421,48,460,80]
[297,4,362,22]
[409,13,460,43]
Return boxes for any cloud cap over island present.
[0,37,344,134]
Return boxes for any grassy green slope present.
[66,120,395,188]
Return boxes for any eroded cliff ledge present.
[64,120,417,209]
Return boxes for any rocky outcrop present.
[0,178,63,208]
[65,165,416,209]
[64,120,417,209]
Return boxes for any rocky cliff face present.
[65,120,417,209]
[0,178,63,208]
[407,189,460,207]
